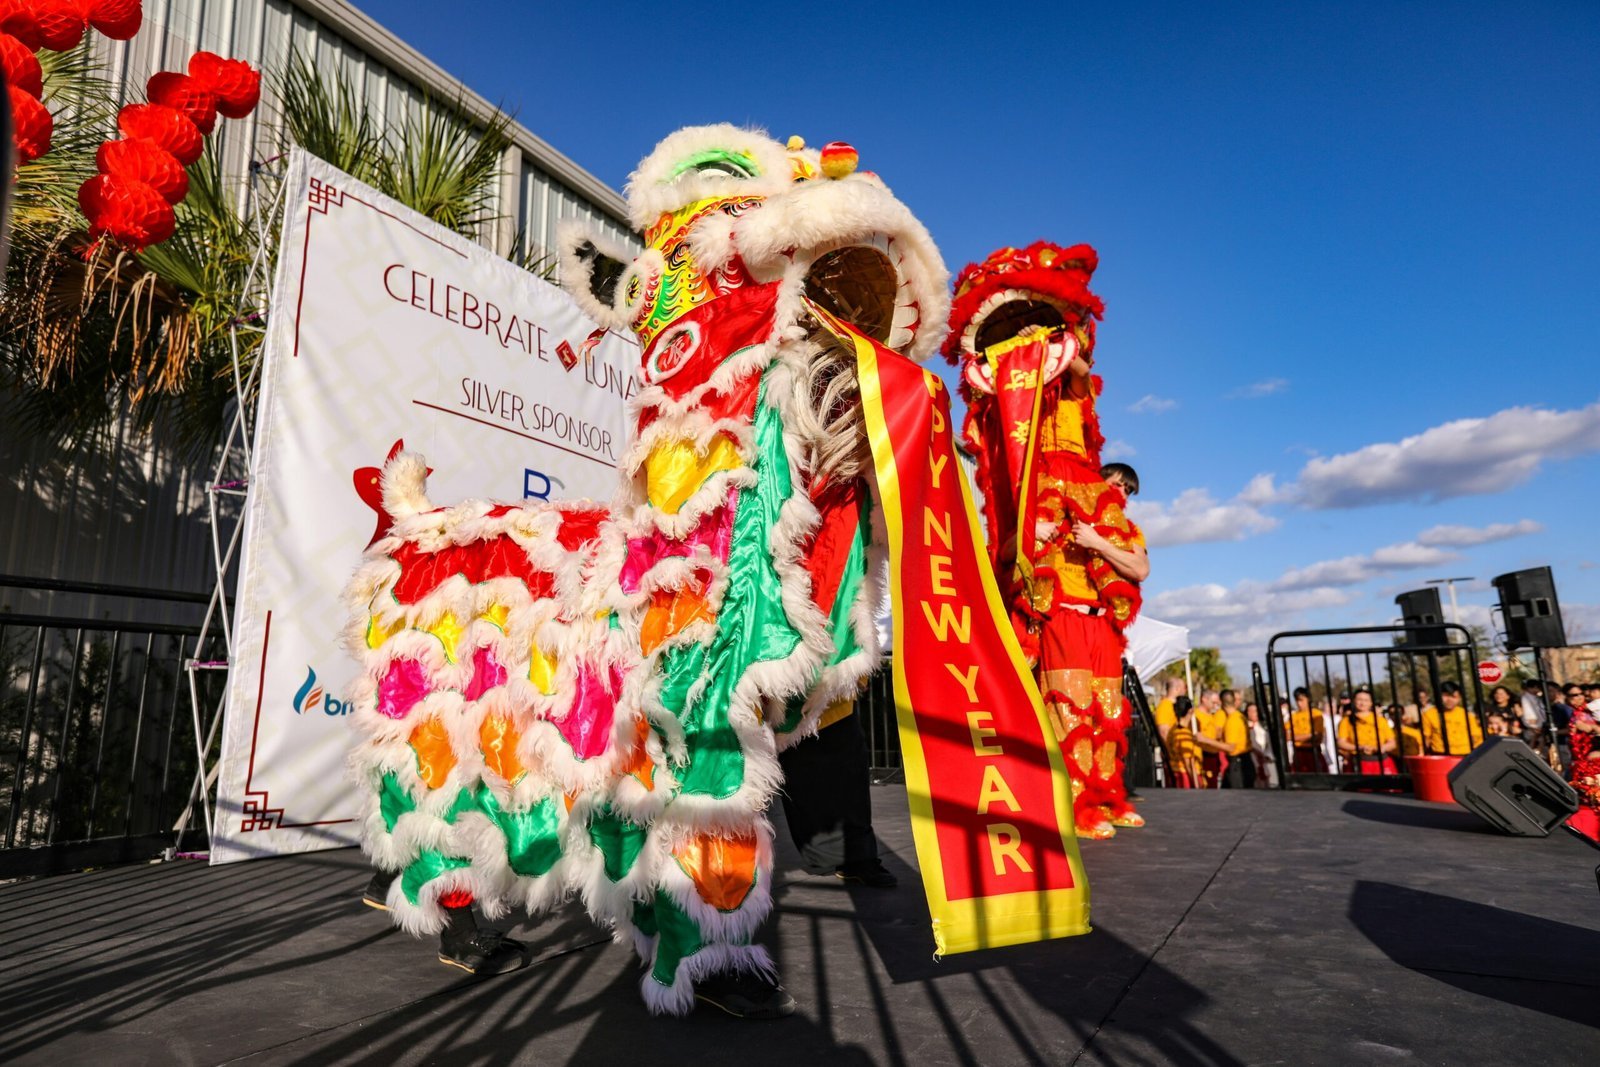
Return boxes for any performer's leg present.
[779,709,895,888]
[436,889,527,975]
[362,866,396,910]
[1040,612,1115,839]
[1093,698,1143,827]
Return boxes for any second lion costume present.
[949,242,1146,839]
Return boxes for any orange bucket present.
[1407,755,1463,804]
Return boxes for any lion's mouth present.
[801,233,920,351]
[972,297,1067,354]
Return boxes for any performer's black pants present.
[1223,752,1256,789]
[777,710,881,874]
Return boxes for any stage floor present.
[2,788,1597,1066]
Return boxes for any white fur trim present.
[624,124,793,231]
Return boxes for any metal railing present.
[1123,663,1163,788]
[1258,623,1490,791]
[858,660,901,777]
[0,576,223,877]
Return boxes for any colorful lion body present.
[344,125,947,1013]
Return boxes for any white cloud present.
[1144,579,1357,670]
[1129,486,1279,547]
[1415,519,1542,548]
[1237,472,1284,506]
[1128,394,1178,415]
[1290,400,1600,509]
[1101,438,1137,460]
[1230,377,1289,399]
[1147,521,1514,669]
[1271,541,1459,591]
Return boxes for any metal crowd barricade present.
[857,658,902,780]
[1258,623,1490,791]
[1123,663,1163,788]
[0,576,223,877]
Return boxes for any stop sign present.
[1477,661,1504,685]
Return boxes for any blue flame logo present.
[292,667,323,715]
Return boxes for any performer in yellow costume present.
[949,242,1149,839]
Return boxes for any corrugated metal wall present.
[0,0,634,620]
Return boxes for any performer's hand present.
[1034,520,1058,543]
[1071,520,1108,553]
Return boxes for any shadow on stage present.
[1339,797,1498,835]
[1349,880,1600,1030]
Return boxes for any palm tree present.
[0,46,514,451]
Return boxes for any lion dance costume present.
[343,125,948,1013]
[949,242,1144,839]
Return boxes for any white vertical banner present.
[212,151,634,863]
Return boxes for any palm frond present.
[273,50,385,185]
[377,91,510,236]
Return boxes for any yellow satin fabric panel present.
[645,433,742,514]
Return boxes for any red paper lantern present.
[0,31,41,97]
[97,137,188,203]
[117,102,202,165]
[9,83,50,162]
[0,0,42,49]
[147,71,217,134]
[88,0,139,40]
[79,172,175,250]
[188,51,260,119]
[32,0,90,52]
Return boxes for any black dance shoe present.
[836,860,898,889]
[694,969,797,1019]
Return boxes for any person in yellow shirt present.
[1191,689,1229,788]
[1422,680,1485,755]
[1152,676,1186,748]
[1285,686,1326,774]
[1337,688,1398,774]
[1165,696,1206,788]
[1395,703,1424,757]
[1219,689,1255,788]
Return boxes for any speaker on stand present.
[1394,588,1447,648]
[1492,567,1567,651]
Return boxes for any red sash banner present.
[810,302,1090,955]
[991,337,1048,594]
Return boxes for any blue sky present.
[367,0,1600,672]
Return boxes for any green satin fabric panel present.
[660,377,802,799]
[647,889,705,988]
[379,771,415,832]
[401,850,471,905]
[588,805,648,882]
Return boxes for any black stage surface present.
[3,789,1598,1066]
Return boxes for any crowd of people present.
[1143,675,1600,790]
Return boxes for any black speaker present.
[1395,588,1447,647]
[1492,567,1566,649]
[1447,737,1578,836]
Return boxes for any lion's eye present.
[695,160,750,179]
[670,150,759,184]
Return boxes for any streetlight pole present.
[1426,576,1475,625]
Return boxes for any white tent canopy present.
[1124,615,1192,684]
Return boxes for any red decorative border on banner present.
[293,176,469,358]
[238,610,357,833]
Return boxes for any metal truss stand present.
[168,159,288,859]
